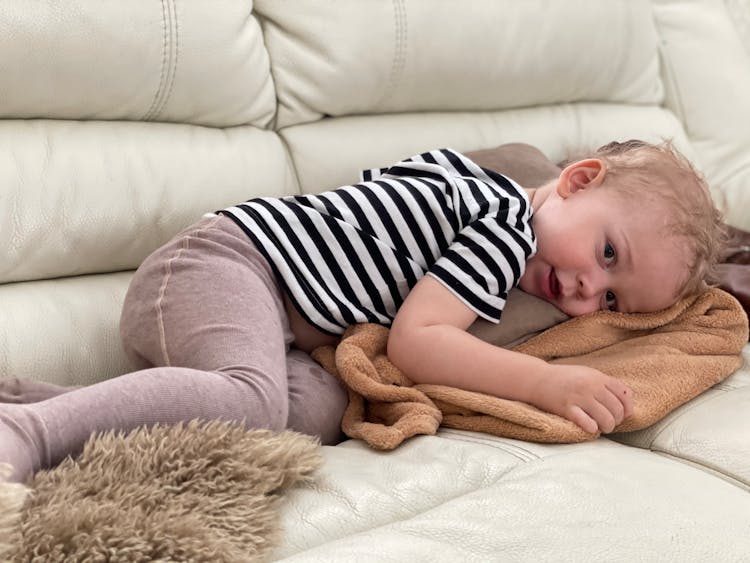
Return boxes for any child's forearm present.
[388,322,634,434]
[387,276,632,433]
[387,323,549,403]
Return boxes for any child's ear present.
[556,158,606,198]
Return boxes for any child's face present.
[519,181,689,317]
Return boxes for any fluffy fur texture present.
[0,466,27,560]
[0,420,321,561]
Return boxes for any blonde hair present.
[590,139,727,298]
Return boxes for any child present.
[0,140,725,483]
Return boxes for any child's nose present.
[577,268,608,301]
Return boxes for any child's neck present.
[524,180,555,213]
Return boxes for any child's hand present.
[530,364,633,434]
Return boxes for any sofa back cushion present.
[258,0,663,128]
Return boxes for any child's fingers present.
[583,399,620,433]
[596,388,627,426]
[605,378,634,419]
[566,405,600,435]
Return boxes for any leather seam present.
[438,429,541,462]
[650,449,750,492]
[145,0,179,121]
[376,0,407,110]
[156,0,180,120]
[144,0,169,121]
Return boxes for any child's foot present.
[0,404,45,483]
[0,377,76,404]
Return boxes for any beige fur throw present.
[0,421,321,561]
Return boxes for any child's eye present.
[604,290,618,311]
[604,241,616,264]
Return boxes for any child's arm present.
[388,276,633,434]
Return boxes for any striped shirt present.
[219,148,536,335]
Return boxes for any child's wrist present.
[514,358,555,405]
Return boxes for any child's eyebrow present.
[615,228,634,313]
[616,228,633,272]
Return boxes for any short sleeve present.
[359,167,391,182]
[427,212,536,323]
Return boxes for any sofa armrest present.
[611,343,750,488]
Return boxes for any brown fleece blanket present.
[311,287,747,448]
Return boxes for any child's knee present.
[119,305,158,370]
[248,395,288,432]
[221,369,290,431]
[286,350,347,444]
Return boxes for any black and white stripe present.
[220,148,536,335]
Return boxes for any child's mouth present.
[548,268,560,299]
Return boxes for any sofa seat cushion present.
[612,343,750,487]
[273,430,750,560]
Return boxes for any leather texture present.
[0,122,294,283]
[256,0,663,128]
[653,0,750,229]
[281,105,692,194]
[0,0,749,559]
[0,0,274,127]
[274,431,750,561]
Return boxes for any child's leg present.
[0,357,347,449]
[0,359,348,443]
[286,349,348,446]
[0,216,294,482]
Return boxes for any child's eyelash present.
[604,241,616,262]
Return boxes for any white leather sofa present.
[1,1,749,560]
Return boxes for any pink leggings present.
[0,215,347,482]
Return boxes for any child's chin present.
[531,292,571,316]
[522,287,552,304]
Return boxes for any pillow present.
[462,143,570,347]
[464,142,561,188]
